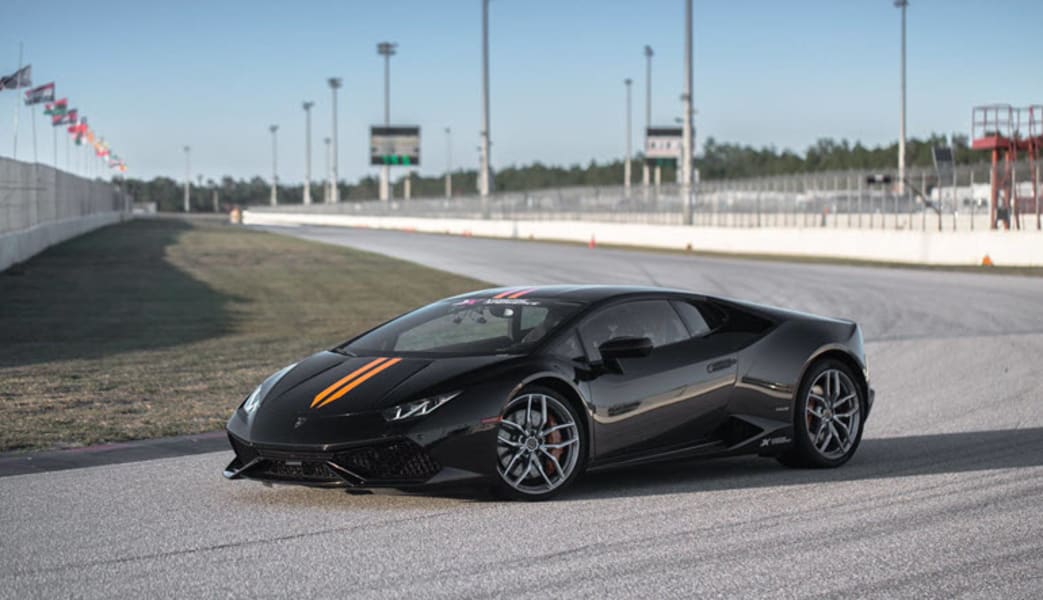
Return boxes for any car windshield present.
[342,297,585,356]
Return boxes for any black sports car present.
[224,285,873,500]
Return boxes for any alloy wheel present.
[496,393,581,496]
[804,368,861,460]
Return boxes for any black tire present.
[777,358,866,469]
[492,385,587,501]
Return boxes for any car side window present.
[579,300,689,357]
[547,330,586,362]
[672,300,713,338]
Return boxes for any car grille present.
[230,436,440,484]
[257,459,341,482]
[334,440,441,481]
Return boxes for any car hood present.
[257,351,511,418]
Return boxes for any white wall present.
[0,158,128,271]
[244,211,1043,267]
[0,212,125,272]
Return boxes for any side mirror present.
[598,336,653,360]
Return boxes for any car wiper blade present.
[331,347,357,357]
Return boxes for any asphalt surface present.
[3,225,1042,599]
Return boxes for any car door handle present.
[707,358,737,373]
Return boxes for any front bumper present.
[223,410,500,490]
[223,434,449,488]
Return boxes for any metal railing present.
[250,162,1042,231]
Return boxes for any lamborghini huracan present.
[224,285,873,500]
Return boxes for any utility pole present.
[302,101,314,205]
[624,78,633,195]
[323,136,332,203]
[643,45,653,191]
[896,0,908,195]
[269,124,279,206]
[377,42,397,202]
[479,0,493,216]
[681,0,694,225]
[183,145,191,212]
[328,78,342,203]
[445,126,453,198]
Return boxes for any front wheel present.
[493,387,586,501]
[778,359,865,469]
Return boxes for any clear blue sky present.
[2,0,1042,183]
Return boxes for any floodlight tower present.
[269,124,279,206]
[479,0,493,215]
[328,77,342,203]
[183,145,191,212]
[681,0,694,224]
[302,101,314,205]
[445,126,453,198]
[323,136,332,203]
[377,41,397,202]
[895,0,908,195]
[624,78,633,195]
[643,45,654,191]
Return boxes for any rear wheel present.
[778,359,865,468]
[493,386,586,501]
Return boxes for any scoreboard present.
[370,126,420,166]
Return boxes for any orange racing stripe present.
[314,358,403,409]
[492,289,517,298]
[507,287,537,299]
[310,357,388,408]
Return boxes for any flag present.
[24,82,54,105]
[44,98,68,116]
[70,116,87,144]
[0,65,32,90]
[53,108,77,126]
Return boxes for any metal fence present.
[252,162,1042,231]
[0,157,128,236]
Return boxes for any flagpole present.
[12,42,23,159]
[31,104,37,163]
[52,121,56,167]
[65,131,69,171]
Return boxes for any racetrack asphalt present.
[3,225,1041,599]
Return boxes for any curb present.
[0,431,228,478]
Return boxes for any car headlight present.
[240,362,298,416]
[242,384,264,415]
[383,391,461,422]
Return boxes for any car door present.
[578,298,738,460]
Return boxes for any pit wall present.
[243,211,1043,267]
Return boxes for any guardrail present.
[249,163,1041,232]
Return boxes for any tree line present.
[124,134,983,212]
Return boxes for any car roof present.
[449,284,704,304]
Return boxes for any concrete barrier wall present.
[244,211,1043,267]
[0,212,124,271]
[0,158,128,271]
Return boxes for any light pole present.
[895,0,908,195]
[624,78,633,195]
[302,101,314,205]
[269,124,279,206]
[377,42,397,202]
[643,45,653,190]
[479,0,493,216]
[328,77,342,203]
[681,0,694,225]
[323,136,332,203]
[183,145,191,212]
[445,126,453,199]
